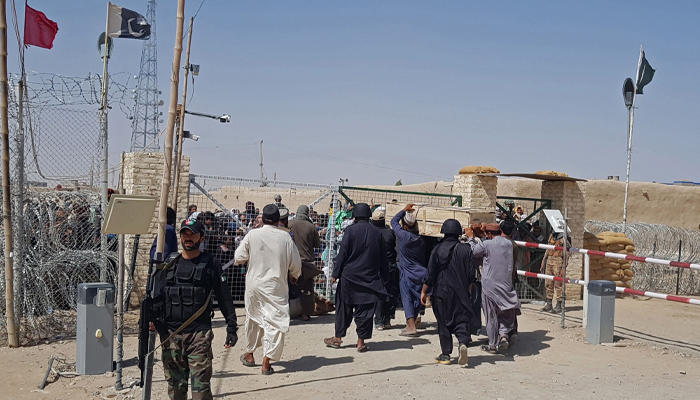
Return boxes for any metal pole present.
[622,105,634,233]
[172,16,194,214]
[582,253,589,329]
[14,78,25,327]
[99,7,111,282]
[0,0,19,347]
[115,154,125,390]
[561,208,567,329]
[676,240,682,295]
[259,140,264,181]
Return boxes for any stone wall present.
[498,178,700,231]
[540,181,586,299]
[452,174,498,211]
[123,152,190,305]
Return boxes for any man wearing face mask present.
[157,218,239,400]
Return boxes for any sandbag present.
[623,269,635,278]
[459,166,500,174]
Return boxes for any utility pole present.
[171,16,194,213]
[146,0,185,398]
[0,0,19,348]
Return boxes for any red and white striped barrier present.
[516,270,700,306]
[514,241,700,271]
[516,270,586,286]
[614,287,700,305]
[513,243,700,306]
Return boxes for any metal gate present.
[496,196,553,302]
[187,174,338,304]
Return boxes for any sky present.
[14,0,700,186]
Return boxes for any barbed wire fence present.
[585,221,700,296]
[0,71,134,345]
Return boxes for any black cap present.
[262,204,280,223]
[353,203,371,219]
[180,218,205,235]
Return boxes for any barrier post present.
[561,208,567,329]
[583,253,590,328]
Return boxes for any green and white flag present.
[635,47,655,95]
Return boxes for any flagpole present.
[0,0,20,348]
[622,47,642,233]
[99,3,111,281]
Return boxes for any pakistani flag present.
[635,47,655,95]
[107,2,150,39]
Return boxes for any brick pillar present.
[452,170,498,211]
[122,152,191,306]
[541,180,587,299]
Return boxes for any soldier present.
[274,194,285,209]
[157,218,238,400]
[541,233,568,313]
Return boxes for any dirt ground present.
[1,297,699,400]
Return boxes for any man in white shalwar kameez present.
[234,204,302,375]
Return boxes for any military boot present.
[541,299,553,312]
[552,301,562,314]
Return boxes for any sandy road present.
[1,297,699,400]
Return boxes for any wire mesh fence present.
[187,175,339,306]
[0,72,130,345]
[585,221,700,295]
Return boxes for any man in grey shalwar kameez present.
[466,222,521,353]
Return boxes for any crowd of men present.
[149,194,564,400]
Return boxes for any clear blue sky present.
[15,0,700,185]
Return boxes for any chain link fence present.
[187,175,339,308]
[0,72,130,345]
[585,221,700,295]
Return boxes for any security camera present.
[219,114,231,123]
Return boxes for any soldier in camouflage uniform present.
[158,218,238,400]
[540,233,567,314]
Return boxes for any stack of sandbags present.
[584,231,635,288]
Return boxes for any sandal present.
[240,354,255,367]
[498,336,510,352]
[262,367,275,376]
[356,344,368,353]
[324,337,342,349]
[480,345,498,354]
[399,329,417,337]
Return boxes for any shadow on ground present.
[467,329,553,368]
[213,363,427,398]
[273,355,354,373]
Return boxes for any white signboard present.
[543,209,571,234]
[101,194,158,235]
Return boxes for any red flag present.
[24,4,58,49]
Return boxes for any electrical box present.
[586,280,616,345]
[76,283,115,375]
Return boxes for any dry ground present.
[1,297,699,400]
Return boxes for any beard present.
[182,240,200,251]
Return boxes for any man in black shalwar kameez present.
[324,203,389,352]
[421,219,476,366]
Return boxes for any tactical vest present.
[163,253,211,322]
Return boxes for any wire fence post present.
[676,240,682,295]
[583,253,589,328]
